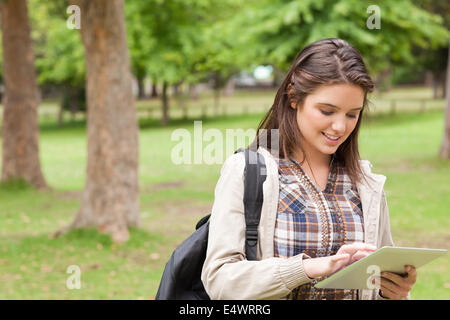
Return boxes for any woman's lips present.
[322,132,341,145]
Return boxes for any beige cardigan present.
[201,147,403,300]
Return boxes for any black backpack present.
[155,148,267,300]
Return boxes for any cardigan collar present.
[256,146,386,195]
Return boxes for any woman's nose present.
[331,118,346,134]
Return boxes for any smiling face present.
[292,83,365,162]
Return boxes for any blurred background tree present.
[56,0,140,243]
[0,0,48,189]
[125,0,246,124]
[219,0,448,90]
[29,0,86,125]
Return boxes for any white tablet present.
[314,246,447,290]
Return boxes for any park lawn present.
[30,86,446,122]
[0,107,449,299]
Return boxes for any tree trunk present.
[432,75,439,99]
[440,73,446,99]
[58,97,64,127]
[151,80,158,98]
[0,0,48,189]
[439,42,450,159]
[137,76,145,100]
[174,82,187,119]
[64,0,140,243]
[161,81,169,125]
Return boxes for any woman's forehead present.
[306,84,365,110]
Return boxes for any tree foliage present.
[29,0,85,86]
[125,0,245,86]
[5,0,448,98]
[221,0,449,75]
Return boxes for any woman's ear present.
[287,83,297,109]
[290,101,297,109]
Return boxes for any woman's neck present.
[293,147,331,168]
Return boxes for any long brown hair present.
[251,38,374,185]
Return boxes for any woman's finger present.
[379,285,401,300]
[338,243,377,256]
[381,272,413,292]
[380,277,409,298]
[348,242,377,251]
[350,250,371,262]
[405,265,417,282]
[330,253,350,262]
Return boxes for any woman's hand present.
[335,243,378,265]
[303,242,377,279]
[378,265,417,299]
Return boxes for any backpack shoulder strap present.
[234,147,267,260]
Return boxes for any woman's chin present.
[318,145,339,155]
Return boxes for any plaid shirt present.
[274,156,365,300]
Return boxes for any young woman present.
[201,38,417,300]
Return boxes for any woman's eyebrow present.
[317,102,363,111]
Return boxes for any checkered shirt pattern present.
[274,156,365,300]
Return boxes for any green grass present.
[0,88,449,299]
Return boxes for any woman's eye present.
[320,110,359,118]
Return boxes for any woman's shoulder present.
[358,159,374,173]
[222,147,274,169]
[220,151,246,175]
[358,159,383,178]
[220,147,276,176]
[357,159,387,193]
